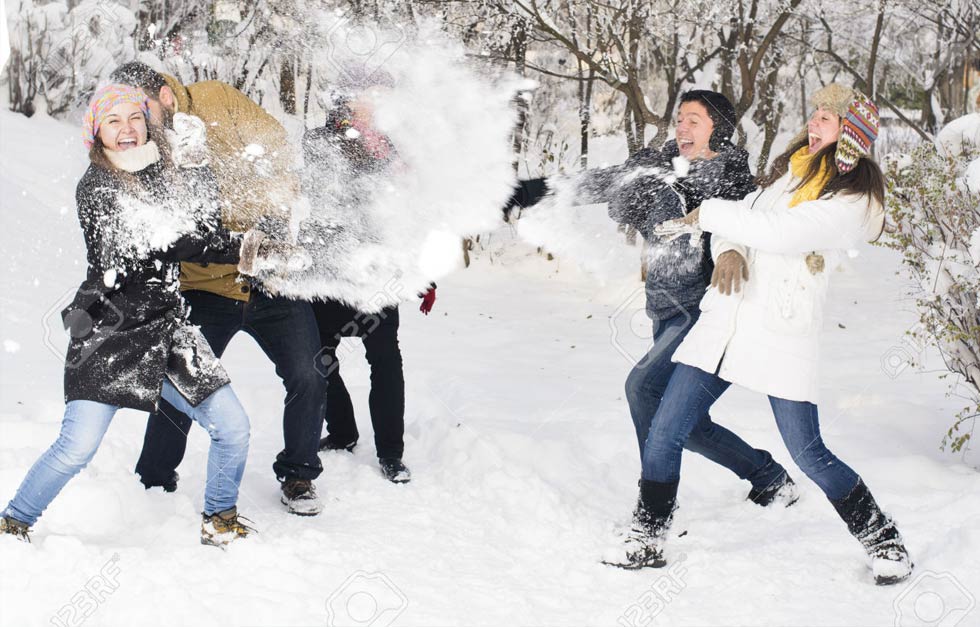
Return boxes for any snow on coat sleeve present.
[595,148,676,233]
[159,166,241,265]
[699,192,880,254]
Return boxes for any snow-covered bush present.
[882,127,980,452]
[4,0,137,116]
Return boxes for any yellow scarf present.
[788,147,832,208]
[788,147,831,275]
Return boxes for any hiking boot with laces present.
[201,507,254,547]
[0,516,31,543]
[280,479,323,516]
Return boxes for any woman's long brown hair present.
[757,136,885,210]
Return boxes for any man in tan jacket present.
[111,62,325,516]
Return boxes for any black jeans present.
[135,289,325,485]
[312,299,405,459]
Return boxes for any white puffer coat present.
[671,170,885,403]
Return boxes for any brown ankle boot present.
[201,507,254,547]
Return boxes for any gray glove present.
[238,229,312,276]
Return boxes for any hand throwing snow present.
[238,229,313,277]
[654,207,701,243]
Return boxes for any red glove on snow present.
[419,288,436,315]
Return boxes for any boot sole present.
[201,533,244,548]
[318,438,357,453]
[601,558,668,570]
[280,495,323,516]
[875,572,912,586]
[875,561,914,586]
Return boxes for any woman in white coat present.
[611,84,913,586]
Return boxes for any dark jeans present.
[642,363,861,500]
[312,299,405,459]
[626,312,786,491]
[135,289,325,485]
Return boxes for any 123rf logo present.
[894,570,976,627]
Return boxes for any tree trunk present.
[280,57,296,115]
[302,60,313,123]
[510,22,529,163]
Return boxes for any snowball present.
[672,156,691,178]
[257,23,520,311]
[418,230,463,278]
[243,143,266,158]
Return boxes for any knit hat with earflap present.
[796,83,879,173]
[836,92,879,173]
[82,84,149,149]
[680,90,737,150]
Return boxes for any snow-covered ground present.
[1,110,978,627]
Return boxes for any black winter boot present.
[605,479,678,570]
[318,435,357,453]
[379,458,411,483]
[747,473,799,508]
[830,479,912,585]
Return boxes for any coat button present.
[241,285,250,293]
[165,311,175,321]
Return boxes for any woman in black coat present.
[1,85,256,546]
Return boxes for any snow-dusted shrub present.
[882,136,980,452]
[5,0,137,117]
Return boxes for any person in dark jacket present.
[0,85,264,545]
[109,62,325,517]
[302,86,434,484]
[507,92,798,531]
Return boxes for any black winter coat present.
[588,139,756,320]
[62,158,240,412]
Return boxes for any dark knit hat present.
[679,90,737,150]
[109,62,168,98]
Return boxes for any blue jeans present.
[626,313,786,491]
[4,382,250,525]
[136,289,324,485]
[642,363,861,500]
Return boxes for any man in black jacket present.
[302,89,434,483]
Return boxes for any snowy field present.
[1,110,979,627]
